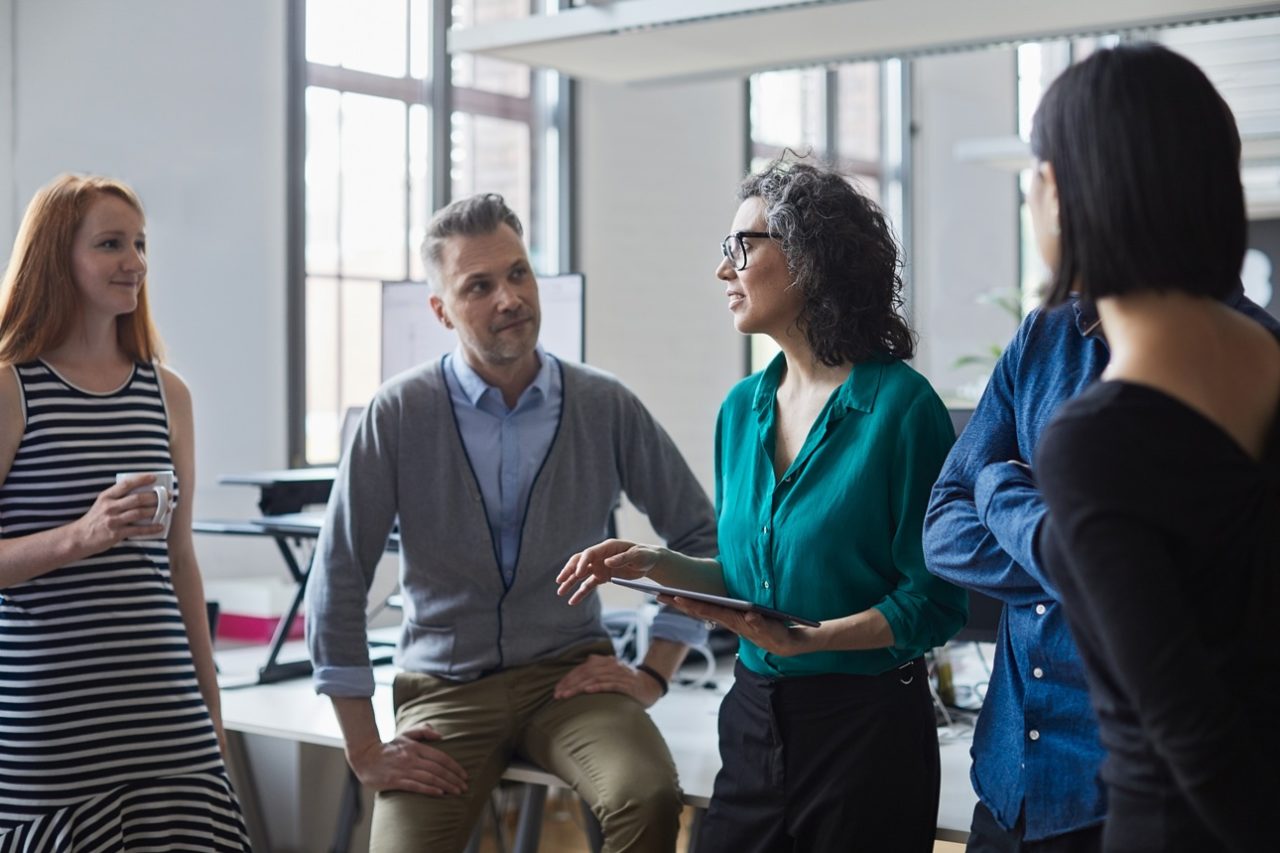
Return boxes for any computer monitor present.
[948,405,976,441]
[955,590,1004,644]
[946,405,1003,645]
[380,273,585,382]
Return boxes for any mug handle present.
[148,485,169,525]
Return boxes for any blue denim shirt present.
[923,288,1279,840]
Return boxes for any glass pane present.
[1019,169,1049,312]
[749,155,777,174]
[528,65,562,274]
[305,276,341,464]
[1016,43,1042,142]
[312,0,407,76]
[837,62,880,163]
[340,93,408,280]
[408,104,431,281]
[452,0,532,96]
[751,335,780,374]
[306,87,341,275]
[339,278,384,416]
[452,56,530,97]
[750,69,826,157]
[1018,40,1071,141]
[450,112,531,235]
[468,0,531,21]
[306,0,343,66]
[849,173,881,206]
[355,0,408,76]
[409,0,431,79]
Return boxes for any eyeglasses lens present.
[722,235,746,270]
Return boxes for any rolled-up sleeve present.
[305,399,400,697]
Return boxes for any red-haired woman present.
[0,174,249,849]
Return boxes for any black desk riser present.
[195,468,397,685]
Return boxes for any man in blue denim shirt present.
[923,285,1278,851]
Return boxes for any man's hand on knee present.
[346,723,471,796]
[552,654,664,708]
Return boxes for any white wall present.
[5,0,288,574]
[576,78,748,489]
[2,6,322,848]
[911,48,1022,399]
[0,0,13,245]
[575,76,747,545]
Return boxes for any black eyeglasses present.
[721,231,779,271]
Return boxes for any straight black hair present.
[1031,42,1245,306]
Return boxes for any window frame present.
[286,0,572,466]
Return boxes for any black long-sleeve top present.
[1035,379,1280,852]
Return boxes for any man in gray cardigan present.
[306,193,718,852]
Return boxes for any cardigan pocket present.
[404,618,458,674]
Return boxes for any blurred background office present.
[2,2,1278,849]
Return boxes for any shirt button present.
[1029,729,1041,741]
[1033,667,1044,679]
[762,526,769,534]
[1035,604,1047,615]
[763,581,770,589]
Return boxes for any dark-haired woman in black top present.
[1026,43,1280,852]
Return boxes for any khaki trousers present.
[370,641,682,853]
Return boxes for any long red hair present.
[0,174,163,365]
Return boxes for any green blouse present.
[715,353,967,678]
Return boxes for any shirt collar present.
[1069,281,1249,338]
[751,351,884,418]
[448,344,552,408]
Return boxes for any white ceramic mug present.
[115,470,176,540]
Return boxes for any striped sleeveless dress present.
[0,361,250,852]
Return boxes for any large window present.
[1013,19,1280,315]
[747,61,907,372]
[292,0,568,464]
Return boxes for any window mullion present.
[431,0,452,212]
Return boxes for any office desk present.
[219,665,976,851]
[218,467,337,516]
[196,468,396,684]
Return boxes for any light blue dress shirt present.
[445,346,561,587]
[443,346,707,648]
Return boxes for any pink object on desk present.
[218,613,306,644]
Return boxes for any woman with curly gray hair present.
[559,158,966,851]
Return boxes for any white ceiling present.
[449,0,1280,85]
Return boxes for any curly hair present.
[738,157,914,366]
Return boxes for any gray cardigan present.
[306,357,718,696]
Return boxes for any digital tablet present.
[610,578,821,628]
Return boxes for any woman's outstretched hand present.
[556,538,664,605]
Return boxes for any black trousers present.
[1102,786,1235,853]
[966,801,1102,853]
[696,658,940,853]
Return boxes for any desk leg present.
[258,536,314,684]
[511,783,547,853]
[330,768,362,853]
[224,730,272,853]
[579,799,604,853]
[686,807,704,853]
